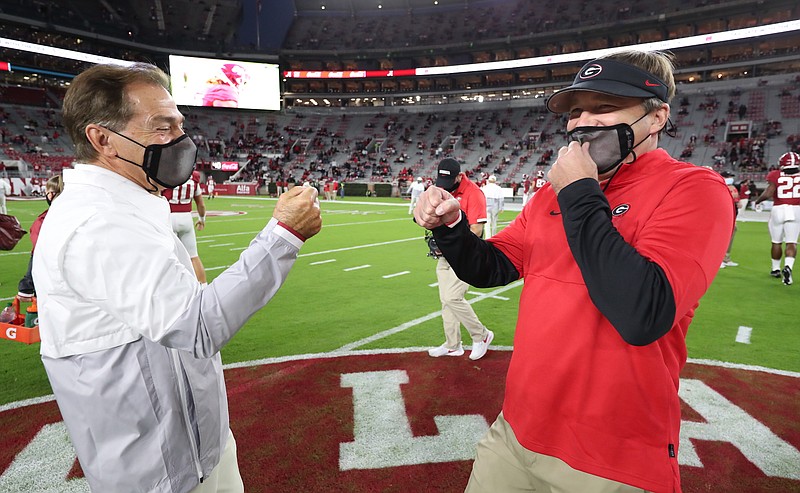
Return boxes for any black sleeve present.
[431,213,520,288]
[17,254,35,296]
[558,178,676,346]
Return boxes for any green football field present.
[0,195,796,407]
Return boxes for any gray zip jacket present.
[33,164,304,492]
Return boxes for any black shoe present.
[770,269,781,278]
[782,266,793,286]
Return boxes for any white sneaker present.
[723,260,738,267]
[469,329,494,361]
[428,343,464,357]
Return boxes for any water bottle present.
[24,298,38,328]
[0,303,15,324]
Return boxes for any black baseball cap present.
[546,58,670,114]
[435,158,461,189]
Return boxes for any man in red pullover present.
[414,51,733,492]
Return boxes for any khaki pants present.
[189,430,245,493]
[466,413,649,493]
[437,257,487,348]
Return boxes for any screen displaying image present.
[169,55,280,111]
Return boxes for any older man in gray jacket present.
[32,62,321,493]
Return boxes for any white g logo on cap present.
[580,64,603,79]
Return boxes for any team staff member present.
[720,170,740,268]
[32,62,321,493]
[754,151,800,285]
[17,175,63,300]
[163,170,208,284]
[426,158,494,361]
[481,174,505,238]
[407,176,426,214]
[414,51,732,492]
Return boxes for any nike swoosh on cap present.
[645,80,661,87]
[549,210,561,215]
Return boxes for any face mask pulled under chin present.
[567,122,635,175]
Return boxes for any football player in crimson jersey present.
[531,170,547,196]
[521,174,532,205]
[754,151,800,285]
[162,171,208,284]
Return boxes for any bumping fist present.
[273,186,322,240]
[413,186,461,230]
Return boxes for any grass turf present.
[0,195,796,407]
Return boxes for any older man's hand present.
[273,186,322,240]
[413,186,461,229]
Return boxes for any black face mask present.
[442,180,459,193]
[107,129,198,189]
[567,113,649,174]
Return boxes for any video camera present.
[424,230,442,259]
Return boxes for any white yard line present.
[468,291,509,300]
[206,236,422,270]
[334,280,524,352]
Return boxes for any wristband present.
[445,212,463,228]
[198,216,206,222]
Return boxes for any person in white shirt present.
[206,175,216,199]
[32,62,322,493]
[481,174,505,238]
[407,176,426,214]
[0,177,11,214]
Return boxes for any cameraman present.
[423,158,494,361]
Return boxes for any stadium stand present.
[0,0,798,193]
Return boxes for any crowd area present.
[2,76,798,200]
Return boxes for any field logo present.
[340,370,487,470]
[0,353,798,492]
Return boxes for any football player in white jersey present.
[163,170,208,284]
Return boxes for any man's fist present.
[413,186,460,229]
[273,186,322,240]
[548,140,599,194]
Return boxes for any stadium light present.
[284,20,800,79]
[0,36,135,66]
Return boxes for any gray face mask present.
[108,129,198,189]
[567,113,648,174]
